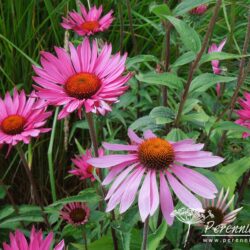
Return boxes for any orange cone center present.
[138,138,175,170]
[1,115,25,135]
[81,21,100,31]
[64,73,101,99]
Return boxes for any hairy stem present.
[118,1,124,53]
[216,11,250,154]
[174,0,222,127]
[85,112,118,250]
[141,216,149,250]
[126,0,141,117]
[16,144,49,226]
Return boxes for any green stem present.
[16,144,50,226]
[141,216,149,250]
[47,107,59,202]
[83,228,88,250]
[87,0,91,10]
[85,112,118,250]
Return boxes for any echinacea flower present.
[60,202,90,226]
[33,38,130,119]
[2,226,64,250]
[88,129,224,225]
[200,188,243,227]
[61,4,113,36]
[235,92,250,138]
[190,4,208,15]
[70,148,104,181]
[208,38,227,96]
[0,89,51,146]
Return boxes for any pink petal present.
[88,154,138,168]
[119,167,145,213]
[171,165,217,198]
[175,155,224,168]
[143,130,157,139]
[128,129,143,144]
[150,171,159,216]
[160,172,174,225]
[167,172,203,211]
[103,142,138,152]
[138,171,151,222]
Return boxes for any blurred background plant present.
[1,0,250,249]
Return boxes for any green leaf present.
[148,220,168,250]
[214,121,250,134]
[49,188,100,207]
[172,51,196,68]
[136,72,183,89]
[182,112,209,126]
[0,206,15,221]
[150,106,175,125]
[150,3,172,18]
[88,235,114,250]
[126,55,159,69]
[200,52,250,64]
[190,73,236,93]
[166,16,201,53]
[0,185,7,199]
[214,157,250,197]
[183,98,200,114]
[173,0,211,16]
[165,129,188,141]
[129,116,156,131]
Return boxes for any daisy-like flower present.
[70,148,104,181]
[61,4,113,36]
[33,38,130,119]
[200,188,243,227]
[208,38,227,96]
[88,129,224,225]
[190,4,208,15]
[235,92,250,138]
[2,226,64,250]
[0,89,51,146]
[60,202,90,226]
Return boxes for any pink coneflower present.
[2,227,64,250]
[200,188,243,227]
[60,202,90,226]
[61,4,113,36]
[235,92,250,138]
[0,89,51,146]
[88,129,224,225]
[208,39,227,96]
[70,148,104,181]
[33,38,130,119]
[190,4,208,15]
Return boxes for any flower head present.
[70,148,104,181]
[33,38,131,119]
[2,227,64,250]
[190,4,208,15]
[235,92,250,138]
[0,89,51,146]
[208,39,227,96]
[88,129,224,225]
[61,4,113,36]
[200,188,242,227]
[60,202,90,226]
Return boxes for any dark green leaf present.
[136,72,183,89]
[190,73,236,93]
[173,0,211,16]
[166,16,201,53]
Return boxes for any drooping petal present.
[167,172,203,211]
[160,172,174,225]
